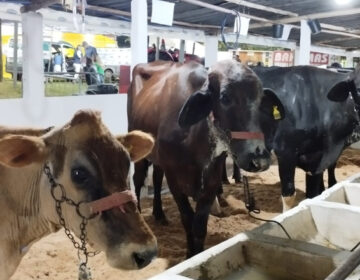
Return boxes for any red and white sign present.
[310,52,329,65]
[273,51,294,66]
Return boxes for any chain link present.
[44,164,100,274]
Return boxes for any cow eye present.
[71,167,90,185]
[220,93,232,106]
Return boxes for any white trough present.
[149,173,360,280]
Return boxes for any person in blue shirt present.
[82,41,97,61]
[52,51,63,72]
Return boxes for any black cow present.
[250,66,360,210]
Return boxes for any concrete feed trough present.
[149,173,360,280]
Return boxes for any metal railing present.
[44,72,88,97]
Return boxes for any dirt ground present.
[10,149,360,280]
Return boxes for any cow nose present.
[133,248,157,269]
[251,147,270,171]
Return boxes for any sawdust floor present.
[11,149,360,280]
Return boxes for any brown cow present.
[128,60,284,257]
[0,110,157,280]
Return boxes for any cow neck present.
[208,112,264,140]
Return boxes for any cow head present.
[179,60,284,172]
[0,110,157,270]
[327,67,360,145]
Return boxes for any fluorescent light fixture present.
[334,0,351,5]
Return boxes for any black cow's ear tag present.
[273,105,281,120]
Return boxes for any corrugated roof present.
[47,0,360,50]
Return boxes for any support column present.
[345,54,354,68]
[297,20,311,65]
[0,19,3,82]
[22,12,45,118]
[155,37,160,61]
[131,0,147,72]
[205,35,218,68]
[179,39,185,63]
[13,22,18,88]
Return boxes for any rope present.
[220,10,241,51]
[243,175,292,240]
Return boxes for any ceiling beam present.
[179,0,271,23]
[20,0,61,13]
[223,0,298,17]
[86,4,360,40]
[250,7,360,29]
[86,4,218,30]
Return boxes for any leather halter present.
[231,131,264,140]
[88,190,137,214]
[209,112,264,140]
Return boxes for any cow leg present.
[232,161,242,183]
[172,192,195,258]
[305,173,324,198]
[0,241,22,280]
[152,164,168,225]
[165,171,196,258]
[278,154,297,212]
[327,163,337,187]
[192,157,224,256]
[221,153,230,184]
[133,159,149,212]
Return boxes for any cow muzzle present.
[106,242,158,270]
[233,145,271,172]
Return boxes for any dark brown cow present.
[128,60,283,257]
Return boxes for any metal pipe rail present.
[325,246,360,280]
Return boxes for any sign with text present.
[310,52,329,65]
[273,51,294,66]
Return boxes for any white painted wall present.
[0,95,128,134]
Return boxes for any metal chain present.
[44,164,100,278]
[243,175,292,240]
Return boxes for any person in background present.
[82,41,98,84]
[82,41,97,61]
[73,45,82,80]
[53,51,63,73]
[94,55,105,84]
[85,57,98,85]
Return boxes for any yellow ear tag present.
[273,106,281,120]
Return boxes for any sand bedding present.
[10,149,360,280]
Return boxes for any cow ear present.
[178,91,212,128]
[0,135,48,167]
[327,81,353,102]
[117,130,154,162]
[261,88,285,120]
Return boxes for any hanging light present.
[307,19,322,34]
[272,24,284,38]
[335,0,351,5]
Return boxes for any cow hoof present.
[217,195,229,207]
[153,214,169,226]
[233,177,242,184]
[222,179,231,185]
[156,217,169,226]
[282,194,297,212]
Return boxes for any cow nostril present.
[133,249,157,269]
[255,146,261,155]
